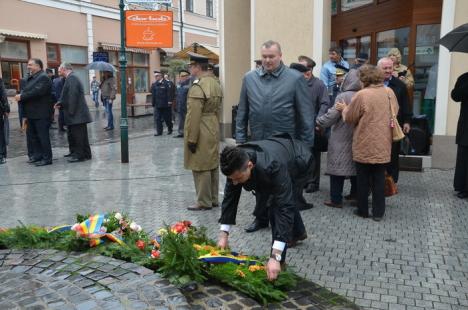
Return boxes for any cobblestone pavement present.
[0,249,189,309]
[1,134,468,310]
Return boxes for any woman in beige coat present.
[341,65,399,221]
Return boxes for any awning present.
[100,43,151,54]
[0,29,47,40]
[173,43,219,63]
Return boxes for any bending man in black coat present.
[451,72,468,199]
[14,58,53,166]
[0,78,9,164]
[217,135,312,281]
[55,63,92,162]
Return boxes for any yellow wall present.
[253,0,314,65]
[446,0,468,135]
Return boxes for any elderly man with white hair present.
[55,62,92,162]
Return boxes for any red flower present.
[151,250,160,259]
[182,220,192,227]
[136,240,146,250]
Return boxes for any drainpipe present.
[179,0,184,49]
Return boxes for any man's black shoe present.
[154,133,162,136]
[28,158,41,164]
[167,130,173,135]
[353,209,369,218]
[372,216,383,222]
[245,219,268,233]
[35,160,52,166]
[0,158,6,165]
[304,184,319,193]
[457,191,468,199]
[64,153,74,158]
[67,157,85,163]
[298,203,314,211]
[173,134,184,138]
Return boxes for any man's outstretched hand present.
[217,231,229,249]
[266,258,281,281]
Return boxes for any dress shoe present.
[372,216,383,222]
[105,127,114,131]
[67,157,85,163]
[167,130,173,135]
[35,160,52,167]
[64,153,74,158]
[288,233,308,248]
[457,191,468,199]
[187,204,212,211]
[104,127,109,130]
[0,158,6,165]
[244,219,268,233]
[173,134,184,138]
[28,158,41,164]
[154,133,162,136]
[353,209,369,219]
[324,201,343,208]
[212,203,219,208]
[298,203,314,211]
[344,194,357,201]
[304,184,319,193]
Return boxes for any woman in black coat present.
[451,73,468,199]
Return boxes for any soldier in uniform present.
[185,52,223,211]
[151,71,174,136]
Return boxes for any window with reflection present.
[341,0,373,12]
[341,38,357,63]
[377,27,410,65]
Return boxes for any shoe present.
[288,233,308,248]
[105,127,114,131]
[64,153,74,158]
[457,192,468,199]
[244,219,268,233]
[154,133,162,136]
[344,194,357,201]
[28,158,41,164]
[173,134,184,138]
[0,158,5,165]
[372,216,383,222]
[167,130,173,135]
[298,203,314,211]
[324,201,343,208]
[212,203,219,208]
[304,184,319,193]
[67,157,85,163]
[353,209,369,219]
[35,160,52,167]
[187,205,212,211]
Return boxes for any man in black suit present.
[55,63,92,162]
[378,57,412,183]
[14,59,53,166]
[0,78,9,164]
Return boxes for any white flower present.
[114,213,123,220]
[136,225,142,232]
[129,222,138,231]
[103,219,109,223]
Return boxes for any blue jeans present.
[104,99,114,129]
[330,175,357,204]
[92,91,99,107]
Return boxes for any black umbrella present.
[439,23,468,53]
[85,61,116,72]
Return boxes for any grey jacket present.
[59,73,92,126]
[100,76,117,100]
[316,69,361,176]
[235,63,315,146]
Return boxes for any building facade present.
[0,0,219,104]
[219,0,468,168]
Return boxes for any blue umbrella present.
[85,61,116,72]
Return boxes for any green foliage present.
[207,263,298,305]
[158,229,206,286]
[167,59,188,79]
[186,226,214,246]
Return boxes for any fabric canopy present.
[173,43,219,63]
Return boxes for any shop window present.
[133,53,148,66]
[60,45,87,64]
[341,0,373,12]
[413,24,440,131]
[332,0,337,15]
[186,0,193,12]
[73,67,90,94]
[359,35,371,58]
[125,52,133,66]
[206,0,214,17]
[0,40,28,60]
[108,51,119,66]
[134,68,149,93]
[377,27,410,65]
[46,44,59,63]
[341,38,357,63]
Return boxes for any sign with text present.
[125,10,173,48]
[92,52,109,62]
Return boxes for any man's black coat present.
[219,135,312,243]
[21,71,53,120]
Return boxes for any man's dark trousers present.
[27,118,52,162]
[0,116,6,158]
[387,142,400,183]
[155,107,172,134]
[68,124,91,160]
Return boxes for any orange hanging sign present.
[125,10,173,48]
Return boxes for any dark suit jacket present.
[21,71,53,119]
[388,77,412,125]
[0,78,9,114]
[59,73,92,126]
[219,135,312,243]
[451,72,468,146]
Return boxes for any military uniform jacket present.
[219,135,312,243]
[151,80,174,109]
[184,72,223,171]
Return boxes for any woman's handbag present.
[384,173,398,197]
[386,90,405,142]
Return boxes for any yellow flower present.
[248,265,265,272]
[210,250,219,256]
[193,244,202,251]
[158,228,168,236]
[235,270,246,278]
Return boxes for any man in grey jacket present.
[236,40,315,233]
[55,63,92,162]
